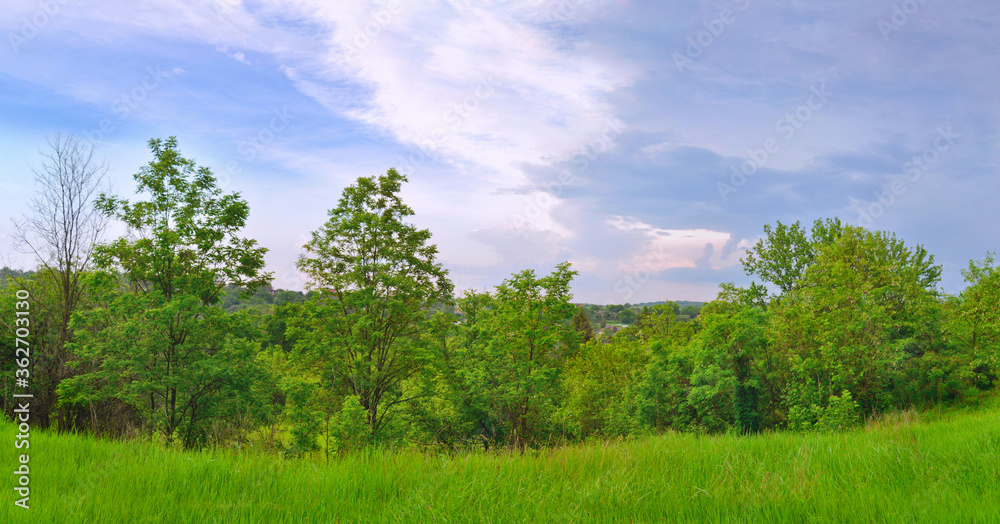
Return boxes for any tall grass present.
[3,399,998,523]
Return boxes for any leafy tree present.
[948,253,1000,356]
[769,226,942,417]
[680,305,701,318]
[453,262,580,450]
[634,287,774,435]
[741,218,843,298]
[635,321,698,431]
[92,137,271,300]
[560,336,646,438]
[59,137,272,447]
[573,306,594,344]
[943,252,1000,392]
[632,303,676,342]
[289,168,453,438]
[691,291,772,434]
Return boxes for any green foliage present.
[946,252,1000,385]
[333,395,370,454]
[741,218,841,297]
[557,303,682,439]
[60,137,272,448]
[0,269,69,427]
[789,390,860,432]
[62,290,267,447]
[635,321,698,431]
[770,226,942,417]
[288,168,453,439]
[449,262,580,450]
[560,337,647,438]
[572,306,594,344]
[94,137,271,302]
[279,373,322,453]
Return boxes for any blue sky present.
[1,0,997,303]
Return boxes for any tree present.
[769,226,942,417]
[741,218,844,299]
[948,253,1000,355]
[92,137,271,300]
[289,168,453,439]
[573,306,594,344]
[60,137,272,447]
[689,291,772,434]
[560,335,647,438]
[10,134,109,429]
[944,253,1000,391]
[453,262,580,450]
[680,305,701,318]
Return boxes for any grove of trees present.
[2,136,998,454]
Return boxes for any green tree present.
[560,335,648,438]
[573,306,594,344]
[770,226,942,417]
[455,262,580,450]
[59,137,272,447]
[635,320,698,431]
[689,291,772,434]
[742,218,843,299]
[943,252,1000,391]
[289,168,453,439]
[948,253,1000,356]
[680,304,701,318]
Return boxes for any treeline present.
[1,136,998,455]
[578,302,702,329]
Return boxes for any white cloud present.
[609,216,750,273]
[266,0,638,183]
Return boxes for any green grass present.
[3,399,999,523]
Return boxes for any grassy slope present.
[3,399,999,523]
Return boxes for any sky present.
[1,0,998,304]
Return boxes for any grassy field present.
[3,398,999,523]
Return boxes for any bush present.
[789,390,860,432]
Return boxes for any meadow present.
[3,396,998,523]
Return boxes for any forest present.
[2,135,998,457]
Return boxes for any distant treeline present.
[575,302,703,328]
